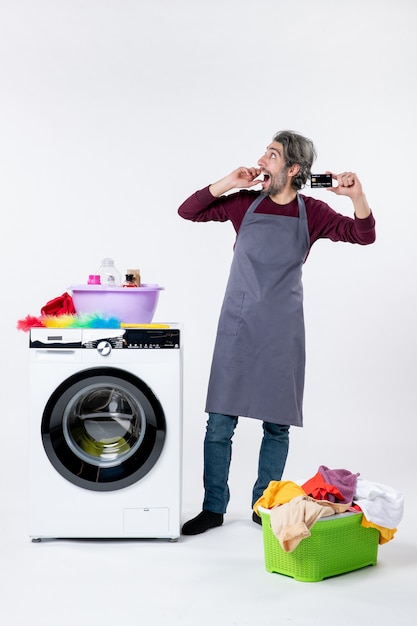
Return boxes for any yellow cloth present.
[360,516,397,544]
[253,480,306,514]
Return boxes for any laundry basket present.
[259,509,379,582]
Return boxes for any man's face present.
[257,141,289,196]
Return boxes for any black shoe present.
[252,511,262,526]
[182,510,224,535]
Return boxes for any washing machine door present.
[41,367,166,491]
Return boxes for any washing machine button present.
[97,340,112,356]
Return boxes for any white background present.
[1,0,416,518]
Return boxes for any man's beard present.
[262,166,289,196]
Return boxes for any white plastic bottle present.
[97,258,122,287]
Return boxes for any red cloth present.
[41,292,76,316]
[302,472,345,503]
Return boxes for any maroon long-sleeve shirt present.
[178,186,376,252]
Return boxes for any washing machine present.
[28,324,182,541]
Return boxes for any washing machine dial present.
[97,340,112,356]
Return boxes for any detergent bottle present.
[97,258,122,287]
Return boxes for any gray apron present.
[205,193,310,425]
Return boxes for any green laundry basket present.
[259,509,379,582]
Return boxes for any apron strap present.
[248,193,307,219]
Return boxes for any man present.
[178,130,376,535]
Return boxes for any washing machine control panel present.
[123,329,180,349]
[83,329,181,350]
[30,327,181,350]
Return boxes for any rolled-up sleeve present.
[353,212,376,244]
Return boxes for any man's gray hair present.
[273,130,317,190]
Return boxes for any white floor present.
[1,485,416,626]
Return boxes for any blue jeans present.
[203,412,290,514]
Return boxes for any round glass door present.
[42,367,166,491]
